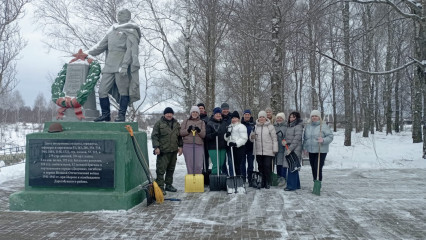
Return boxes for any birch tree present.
[0,0,30,96]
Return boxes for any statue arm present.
[88,34,109,56]
[121,36,132,70]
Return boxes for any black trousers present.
[309,152,327,181]
[256,155,273,184]
[230,146,245,176]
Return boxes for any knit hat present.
[190,106,200,114]
[221,102,229,110]
[243,109,251,115]
[310,110,321,119]
[265,107,273,113]
[231,111,240,119]
[213,107,222,115]
[276,112,286,120]
[258,111,267,118]
[197,103,205,108]
[163,107,174,115]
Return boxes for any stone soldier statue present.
[88,9,141,122]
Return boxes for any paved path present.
[1,168,426,239]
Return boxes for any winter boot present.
[94,97,111,122]
[115,96,130,122]
[165,185,177,192]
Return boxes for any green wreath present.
[51,61,101,107]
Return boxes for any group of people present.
[151,103,334,195]
[85,9,334,195]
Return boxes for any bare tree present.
[0,0,30,96]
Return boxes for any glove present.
[225,132,231,137]
[285,149,291,156]
[250,134,256,140]
[194,126,201,133]
[187,126,193,133]
[228,142,237,147]
[281,139,287,146]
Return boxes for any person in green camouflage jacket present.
[152,107,183,194]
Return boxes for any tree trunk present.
[385,14,393,135]
[343,1,352,146]
[270,0,282,114]
[361,5,372,138]
[184,0,192,112]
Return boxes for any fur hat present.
[258,111,267,118]
[190,106,200,114]
[231,111,240,119]
[221,102,230,110]
[310,110,321,119]
[213,107,222,115]
[276,112,286,120]
[163,107,174,115]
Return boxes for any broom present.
[312,120,322,196]
[126,125,164,203]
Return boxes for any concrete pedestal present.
[9,122,148,212]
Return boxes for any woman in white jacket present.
[250,111,278,189]
[224,111,248,177]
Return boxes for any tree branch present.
[317,50,417,75]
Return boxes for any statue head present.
[117,9,131,24]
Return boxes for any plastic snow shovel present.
[284,144,301,173]
[185,129,204,192]
[231,146,246,194]
[209,135,227,191]
[313,121,323,196]
[125,125,163,205]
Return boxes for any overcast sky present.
[15,4,67,107]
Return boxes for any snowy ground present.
[1,126,426,239]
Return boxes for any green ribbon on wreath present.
[51,61,101,120]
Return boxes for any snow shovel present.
[125,125,163,205]
[209,135,227,191]
[202,153,211,186]
[284,144,301,173]
[231,146,246,194]
[271,158,279,186]
[185,128,204,192]
[251,137,262,189]
[313,121,323,196]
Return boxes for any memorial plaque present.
[28,139,115,188]
[60,63,99,121]
[64,64,88,96]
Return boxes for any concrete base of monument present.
[9,185,146,211]
[9,121,149,212]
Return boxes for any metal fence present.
[0,146,26,167]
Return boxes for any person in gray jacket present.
[303,110,334,183]
[283,111,303,191]
[89,9,141,122]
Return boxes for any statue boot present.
[94,97,111,122]
[115,96,129,122]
